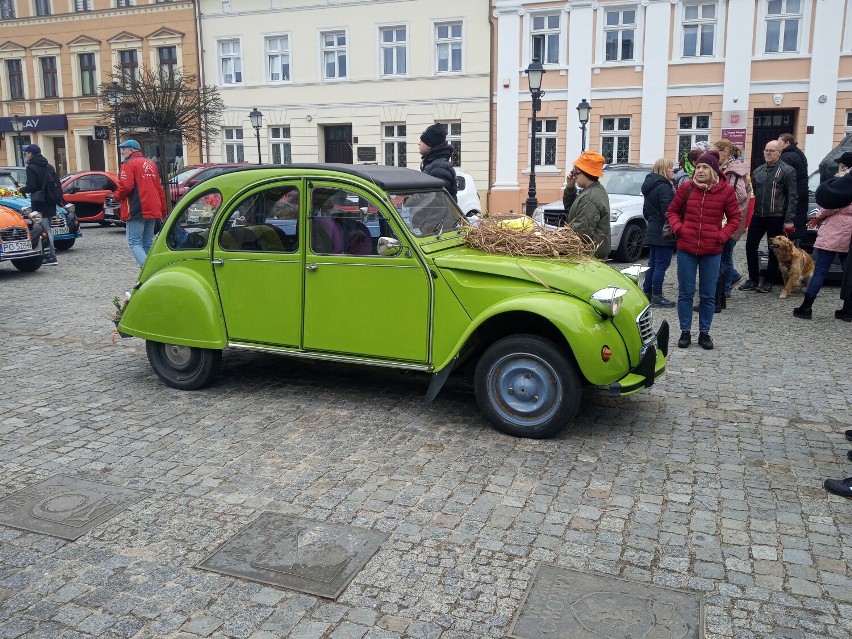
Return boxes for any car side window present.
[219,185,299,253]
[309,186,395,256]
[166,190,223,250]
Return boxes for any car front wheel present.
[54,238,76,251]
[11,255,43,272]
[474,334,582,438]
[615,222,645,262]
[145,341,221,390]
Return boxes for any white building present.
[198,0,491,201]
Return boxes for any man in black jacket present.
[16,144,59,266]
[419,123,457,202]
[778,133,809,243]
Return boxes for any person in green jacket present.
[562,151,611,259]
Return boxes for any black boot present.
[836,299,852,322]
[793,294,816,319]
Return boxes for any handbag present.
[662,184,694,241]
[30,190,47,207]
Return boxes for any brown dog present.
[769,235,815,299]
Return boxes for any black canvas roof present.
[229,163,446,191]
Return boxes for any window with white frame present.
[6,59,24,100]
[380,26,407,76]
[158,46,177,82]
[224,128,244,163]
[601,117,631,164]
[435,21,463,73]
[270,127,291,164]
[845,111,852,132]
[531,13,560,65]
[1,1,15,18]
[266,36,290,82]
[219,40,242,85]
[383,123,407,167]
[41,57,58,98]
[532,119,557,167]
[79,53,97,96]
[604,8,636,62]
[119,49,138,84]
[75,0,92,10]
[447,121,461,167]
[35,0,51,16]
[682,3,716,57]
[321,31,347,79]
[117,0,134,7]
[764,0,802,53]
[677,115,710,158]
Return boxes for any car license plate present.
[50,225,69,235]
[1,240,32,253]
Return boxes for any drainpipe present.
[487,4,495,215]
[194,0,208,163]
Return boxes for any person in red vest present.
[112,139,166,267]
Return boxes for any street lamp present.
[249,107,263,164]
[107,82,123,169]
[10,115,24,167]
[524,59,546,216]
[576,98,591,152]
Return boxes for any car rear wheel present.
[615,222,645,262]
[474,334,581,438]
[146,341,221,390]
[54,238,76,251]
[11,255,43,272]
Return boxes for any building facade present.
[490,0,852,214]
[0,0,199,175]
[198,0,491,200]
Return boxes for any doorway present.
[751,109,796,171]
[324,125,352,164]
[52,136,67,177]
[87,137,105,171]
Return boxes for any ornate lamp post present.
[106,82,123,169]
[10,115,24,167]
[524,59,546,216]
[577,98,591,152]
[249,107,263,164]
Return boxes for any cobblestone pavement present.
[1,226,851,639]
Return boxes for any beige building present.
[0,0,199,175]
[490,0,852,214]
[198,0,491,203]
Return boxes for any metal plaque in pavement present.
[0,475,148,541]
[197,512,389,599]
[508,563,704,639]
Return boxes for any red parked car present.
[168,163,247,204]
[61,170,126,224]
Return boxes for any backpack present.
[43,165,64,205]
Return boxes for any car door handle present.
[212,258,223,266]
[306,263,318,271]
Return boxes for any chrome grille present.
[49,216,65,228]
[0,226,28,242]
[637,306,655,345]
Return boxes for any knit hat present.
[22,144,41,154]
[573,151,606,178]
[696,150,721,176]
[118,139,141,150]
[420,123,447,148]
[837,151,852,169]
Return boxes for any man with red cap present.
[562,151,611,259]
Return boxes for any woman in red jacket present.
[667,150,741,350]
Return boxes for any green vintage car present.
[118,165,668,438]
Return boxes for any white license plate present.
[50,225,69,235]
[1,240,32,253]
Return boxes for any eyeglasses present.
[764,150,780,154]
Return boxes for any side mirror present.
[65,187,79,194]
[377,236,402,256]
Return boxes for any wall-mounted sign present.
[357,146,377,162]
[0,115,68,133]
[93,125,110,141]
[721,128,747,153]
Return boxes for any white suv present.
[455,171,482,216]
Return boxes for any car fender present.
[119,264,227,349]
[434,293,632,386]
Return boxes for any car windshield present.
[599,169,645,196]
[389,190,465,237]
[0,173,18,190]
[808,171,820,194]
[172,167,202,184]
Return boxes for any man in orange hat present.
[562,151,611,259]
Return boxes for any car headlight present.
[609,208,623,223]
[20,205,32,216]
[64,203,76,214]
[620,264,649,289]
[29,211,42,223]
[590,286,629,318]
[807,207,819,220]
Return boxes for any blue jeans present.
[723,238,740,294]
[644,245,674,296]
[677,251,722,334]
[807,249,849,298]
[126,218,156,267]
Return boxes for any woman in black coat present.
[641,159,677,307]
